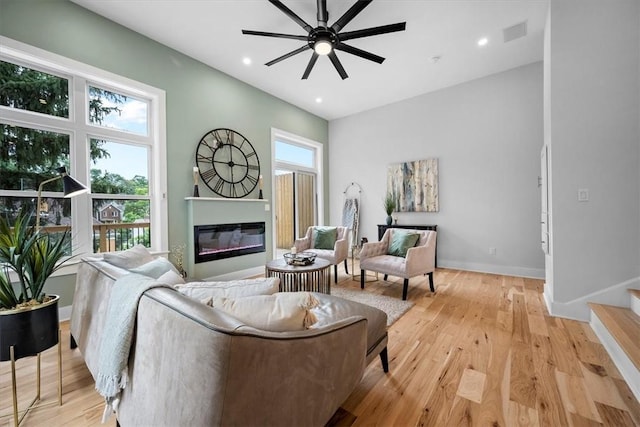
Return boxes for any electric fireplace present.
[194,222,265,263]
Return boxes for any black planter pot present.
[0,295,59,361]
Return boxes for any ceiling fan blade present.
[265,45,311,66]
[339,22,406,42]
[331,0,373,32]
[317,0,329,26]
[268,0,313,32]
[328,51,348,80]
[242,30,308,41]
[334,43,385,64]
[302,52,319,79]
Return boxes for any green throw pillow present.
[313,227,337,250]
[387,232,420,258]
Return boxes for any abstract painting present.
[387,158,439,212]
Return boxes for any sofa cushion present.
[175,277,280,300]
[156,269,186,286]
[314,226,337,249]
[387,231,420,257]
[129,257,178,279]
[204,292,320,332]
[103,245,154,269]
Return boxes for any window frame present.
[0,36,168,262]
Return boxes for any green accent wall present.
[0,0,328,306]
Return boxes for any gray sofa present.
[70,257,388,426]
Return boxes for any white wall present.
[329,62,544,278]
[544,0,640,320]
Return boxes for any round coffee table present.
[265,258,331,294]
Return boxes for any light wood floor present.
[2,266,639,426]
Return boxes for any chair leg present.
[379,347,389,373]
[428,272,435,292]
[334,264,338,284]
[402,278,409,300]
[360,270,365,289]
[344,259,349,275]
[383,274,388,281]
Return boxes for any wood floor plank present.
[595,402,636,427]
[3,267,639,427]
[507,400,540,426]
[548,325,584,377]
[555,370,602,423]
[530,333,570,427]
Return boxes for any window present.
[0,36,167,257]
[271,128,323,254]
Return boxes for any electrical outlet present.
[489,247,497,255]
[264,204,270,211]
[578,189,589,202]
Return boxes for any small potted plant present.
[383,193,396,226]
[0,209,72,361]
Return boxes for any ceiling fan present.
[242,0,406,80]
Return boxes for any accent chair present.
[294,226,349,283]
[359,228,436,300]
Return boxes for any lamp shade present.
[56,166,89,198]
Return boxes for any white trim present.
[438,260,545,280]
[0,36,168,254]
[270,128,324,257]
[543,275,640,321]
[202,266,265,281]
[631,291,640,316]
[590,311,640,402]
[59,304,72,322]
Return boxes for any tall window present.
[0,37,167,256]
[271,128,323,254]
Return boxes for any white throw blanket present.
[95,273,172,422]
[342,197,360,244]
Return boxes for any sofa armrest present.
[359,240,387,261]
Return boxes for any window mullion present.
[72,76,93,256]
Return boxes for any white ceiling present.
[71,0,549,121]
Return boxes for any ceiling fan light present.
[314,39,332,55]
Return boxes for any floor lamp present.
[35,166,89,231]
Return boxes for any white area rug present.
[331,287,414,326]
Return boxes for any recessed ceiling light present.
[242,57,252,65]
[315,97,323,104]
[477,37,489,47]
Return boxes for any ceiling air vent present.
[503,21,528,43]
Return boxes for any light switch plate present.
[578,189,589,202]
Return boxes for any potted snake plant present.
[0,209,72,361]
[383,193,396,226]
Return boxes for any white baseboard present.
[202,265,265,281]
[590,311,640,402]
[631,291,640,316]
[438,260,544,279]
[542,276,640,322]
[59,304,72,322]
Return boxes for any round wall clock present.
[195,128,260,198]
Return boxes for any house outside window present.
[0,37,167,256]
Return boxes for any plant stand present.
[2,330,62,427]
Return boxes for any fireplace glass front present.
[194,222,266,263]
